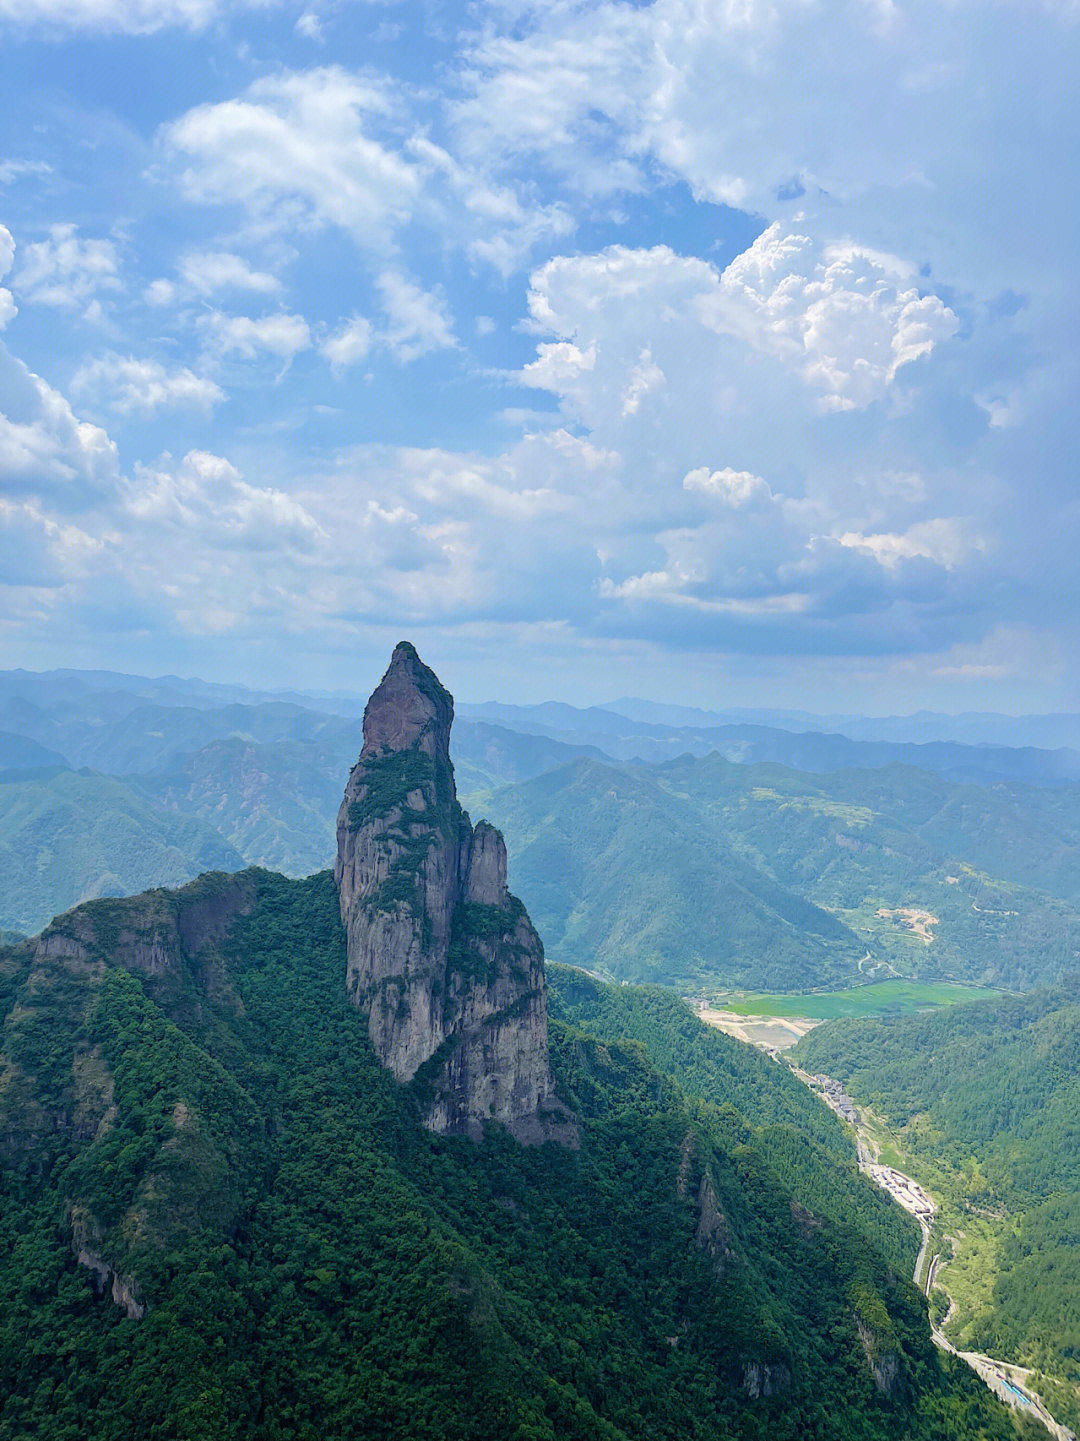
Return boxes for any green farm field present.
[715,979,1009,1020]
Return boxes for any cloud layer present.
[0,0,1076,707]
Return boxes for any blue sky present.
[1,0,1078,711]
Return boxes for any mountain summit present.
[334,642,574,1143]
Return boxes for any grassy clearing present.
[716,979,1008,1020]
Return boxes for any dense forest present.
[0,869,1029,1440]
[795,989,1080,1429]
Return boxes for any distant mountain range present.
[483,754,1080,992]
[457,700,1080,787]
[3,668,1078,994]
[604,697,1080,751]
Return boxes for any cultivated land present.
[710,980,1009,1020]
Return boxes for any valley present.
[695,1006,1076,1439]
[794,990,1080,1436]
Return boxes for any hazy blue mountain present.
[0,731,70,772]
[0,768,244,934]
[606,699,1080,751]
[458,700,1080,786]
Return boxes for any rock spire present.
[334,642,574,1144]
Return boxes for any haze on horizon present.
[1,0,1077,715]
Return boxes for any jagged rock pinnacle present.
[334,644,575,1145]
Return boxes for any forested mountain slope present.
[0,768,244,936]
[0,870,1021,1441]
[486,759,866,990]
[484,756,1080,991]
[794,988,1080,1430]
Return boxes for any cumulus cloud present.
[453,0,1076,281]
[0,346,118,497]
[320,280,453,370]
[700,224,959,411]
[15,223,121,310]
[837,518,984,570]
[144,277,176,306]
[0,223,16,330]
[162,68,423,253]
[73,353,225,414]
[683,466,770,506]
[199,309,311,361]
[0,495,105,587]
[160,66,576,275]
[520,232,955,424]
[321,314,372,370]
[128,449,325,551]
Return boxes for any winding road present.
[791,1065,1076,1440]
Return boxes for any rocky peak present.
[334,644,575,1145]
[361,640,453,758]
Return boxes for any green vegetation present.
[483,754,1080,991]
[794,987,1080,1430]
[717,981,1009,1020]
[0,870,1024,1440]
[0,768,244,934]
[483,760,865,991]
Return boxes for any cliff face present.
[335,643,574,1144]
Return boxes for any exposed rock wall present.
[335,642,574,1144]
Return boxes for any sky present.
[1,0,1078,712]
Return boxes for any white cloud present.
[73,353,225,414]
[161,66,576,276]
[162,68,421,254]
[0,224,16,330]
[295,8,321,40]
[144,277,176,306]
[683,466,769,506]
[179,250,282,295]
[699,224,959,411]
[598,566,809,616]
[199,309,311,361]
[837,518,983,570]
[0,346,118,496]
[0,158,51,184]
[0,495,105,584]
[521,341,596,392]
[129,450,324,552]
[15,223,121,310]
[975,389,1025,429]
[520,232,956,422]
[321,314,372,370]
[377,271,455,361]
[0,0,266,34]
[621,348,664,416]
